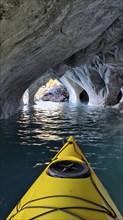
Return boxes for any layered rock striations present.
[61,43,123,106]
[0,0,123,118]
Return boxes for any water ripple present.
[0,101,123,219]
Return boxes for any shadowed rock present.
[0,0,123,118]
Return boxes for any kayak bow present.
[7,136,122,220]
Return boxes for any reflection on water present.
[0,101,123,219]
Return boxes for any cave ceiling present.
[0,0,123,118]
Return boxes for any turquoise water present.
[0,101,123,219]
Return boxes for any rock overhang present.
[0,0,123,118]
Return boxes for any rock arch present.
[0,1,123,118]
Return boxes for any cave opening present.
[79,90,89,104]
[117,90,122,103]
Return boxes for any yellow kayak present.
[7,136,122,220]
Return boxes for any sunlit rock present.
[27,70,56,104]
[21,89,29,106]
[41,84,69,102]
[35,78,61,102]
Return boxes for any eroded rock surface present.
[41,84,69,102]
[62,44,123,106]
[0,0,123,118]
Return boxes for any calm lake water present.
[0,101,123,219]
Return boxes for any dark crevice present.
[117,90,122,103]
[79,90,89,104]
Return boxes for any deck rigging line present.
[8,194,117,220]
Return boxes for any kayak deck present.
[7,136,122,220]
